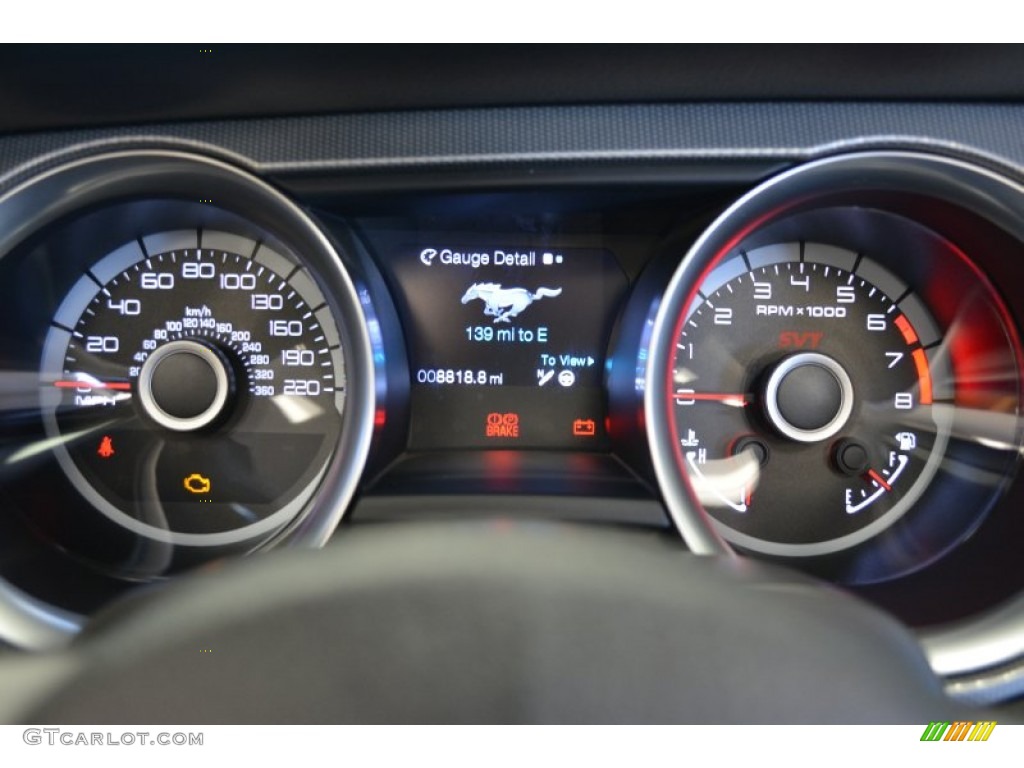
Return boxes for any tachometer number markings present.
[668,248,948,554]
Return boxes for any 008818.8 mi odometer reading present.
[39,229,346,546]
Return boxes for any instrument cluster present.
[0,146,1023,698]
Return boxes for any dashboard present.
[2,45,1024,723]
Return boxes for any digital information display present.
[385,240,628,449]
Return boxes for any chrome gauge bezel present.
[135,340,233,433]
[762,352,856,444]
[646,149,1024,688]
[0,150,376,647]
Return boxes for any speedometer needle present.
[52,380,132,391]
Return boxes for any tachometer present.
[40,229,345,546]
[646,152,1024,584]
[671,242,950,556]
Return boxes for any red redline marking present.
[894,314,919,345]
[866,469,892,492]
[53,380,132,391]
[912,348,933,405]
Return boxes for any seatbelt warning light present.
[97,435,115,458]
[486,412,520,438]
[572,419,596,437]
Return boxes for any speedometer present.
[0,150,375,639]
[40,229,345,546]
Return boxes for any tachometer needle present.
[52,380,132,391]
[864,469,892,492]
[673,391,750,407]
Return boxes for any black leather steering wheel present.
[5,520,981,724]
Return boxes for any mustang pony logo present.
[461,283,562,323]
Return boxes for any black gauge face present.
[40,230,345,546]
[669,242,950,556]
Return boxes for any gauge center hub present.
[137,339,232,432]
[763,352,853,443]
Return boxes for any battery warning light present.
[97,435,115,458]
[572,419,596,437]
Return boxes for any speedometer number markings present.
[40,230,346,546]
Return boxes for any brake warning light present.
[485,412,520,438]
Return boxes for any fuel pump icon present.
[895,432,917,452]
